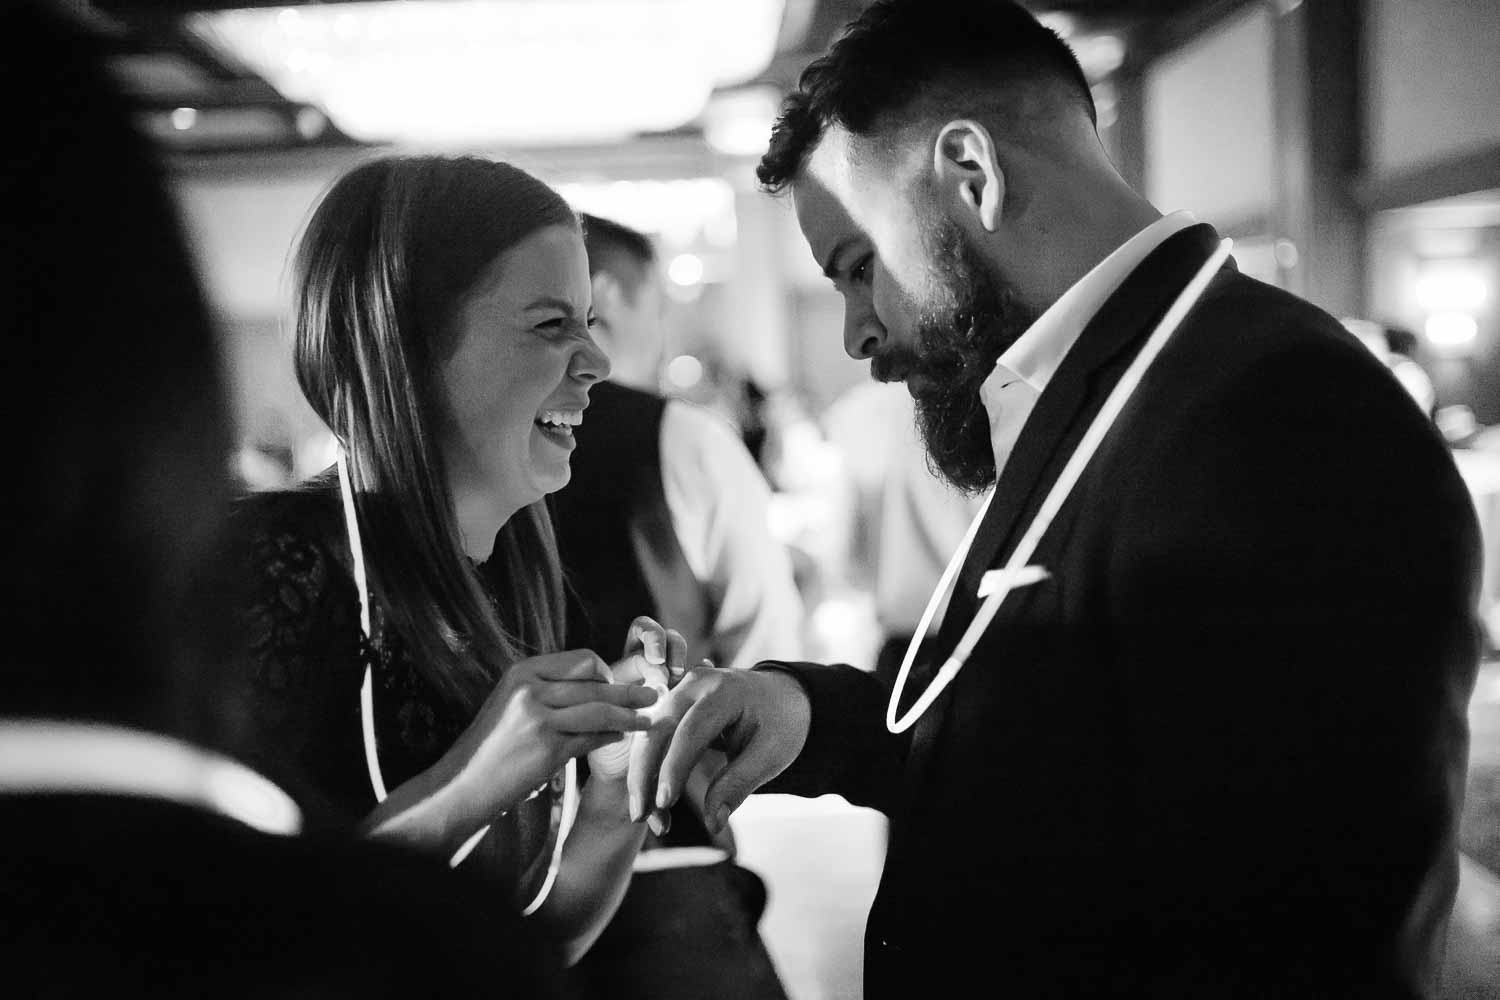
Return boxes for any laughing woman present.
[235,155,673,963]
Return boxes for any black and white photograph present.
[4,0,1499,996]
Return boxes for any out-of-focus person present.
[1382,324,1439,419]
[1345,317,1438,419]
[233,156,681,968]
[554,213,797,1000]
[823,380,984,685]
[0,5,565,996]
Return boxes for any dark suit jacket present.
[762,225,1483,998]
[0,793,568,998]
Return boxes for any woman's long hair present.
[291,156,571,711]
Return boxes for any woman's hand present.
[447,648,658,824]
[362,647,656,856]
[586,618,686,816]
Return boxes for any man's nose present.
[843,308,886,361]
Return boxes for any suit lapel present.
[940,223,1225,641]
[904,224,1227,786]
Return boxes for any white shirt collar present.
[0,719,302,836]
[986,211,1198,399]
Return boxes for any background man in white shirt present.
[822,379,983,684]
[553,214,800,1000]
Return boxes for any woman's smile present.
[533,407,585,450]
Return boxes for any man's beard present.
[872,219,1037,494]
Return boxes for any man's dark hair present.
[580,213,656,300]
[758,0,1096,192]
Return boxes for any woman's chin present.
[522,455,572,498]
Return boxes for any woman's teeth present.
[536,410,583,433]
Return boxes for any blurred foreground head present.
[1,1,241,747]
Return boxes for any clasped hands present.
[453,615,810,842]
[600,618,813,840]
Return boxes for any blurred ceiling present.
[76,0,1246,157]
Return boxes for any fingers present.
[673,655,711,690]
[531,649,612,683]
[646,807,672,837]
[699,745,782,837]
[612,651,670,693]
[615,619,677,693]
[549,702,653,735]
[626,714,677,822]
[663,631,688,688]
[538,680,657,710]
[623,616,668,665]
[654,695,735,812]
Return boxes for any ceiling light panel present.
[189,0,785,147]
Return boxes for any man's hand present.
[628,664,813,838]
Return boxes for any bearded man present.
[633,2,1483,996]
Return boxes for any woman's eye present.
[535,317,566,332]
[586,314,600,329]
[850,256,874,284]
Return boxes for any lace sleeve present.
[234,493,366,785]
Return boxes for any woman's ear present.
[933,120,1005,233]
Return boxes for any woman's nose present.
[570,333,611,383]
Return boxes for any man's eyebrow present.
[820,238,856,280]
[523,296,579,314]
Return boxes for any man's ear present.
[933,119,1004,233]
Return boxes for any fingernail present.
[655,783,671,810]
[642,632,665,665]
[647,813,665,837]
[714,805,730,832]
[629,793,643,823]
[639,686,659,704]
[634,713,653,730]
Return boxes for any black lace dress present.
[234,480,565,908]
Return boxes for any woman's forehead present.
[467,224,590,309]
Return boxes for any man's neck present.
[1017,185,1162,315]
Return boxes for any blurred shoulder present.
[227,472,349,585]
[230,472,342,545]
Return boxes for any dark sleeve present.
[752,660,909,815]
[1110,334,1482,976]
[230,493,368,821]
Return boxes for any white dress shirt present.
[659,400,806,671]
[981,211,1198,477]
[643,403,806,870]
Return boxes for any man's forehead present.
[791,129,879,252]
[803,127,860,194]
